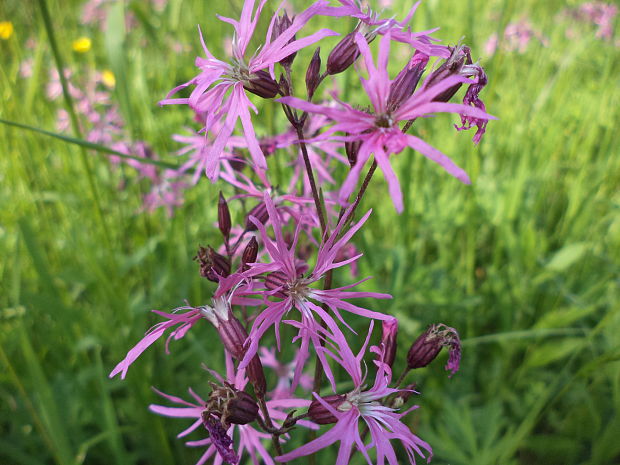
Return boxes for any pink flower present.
[109,305,203,379]
[319,0,449,57]
[259,347,313,399]
[150,356,316,465]
[280,32,496,212]
[160,0,338,181]
[577,2,617,40]
[277,324,432,465]
[110,277,257,379]
[239,193,391,389]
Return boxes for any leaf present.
[545,243,589,272]
[0,118,178,170]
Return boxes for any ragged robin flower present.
[280,32,495,212]
[278,323,432,465]
[160,0,338,181]
[239,192,392,390]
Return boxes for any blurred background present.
[1,0,619,464]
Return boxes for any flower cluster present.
[110,1,489,463]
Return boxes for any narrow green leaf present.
[0,118,178,170]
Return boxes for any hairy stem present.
[258,397,286,461]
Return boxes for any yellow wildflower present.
[72,37,92,53]
[0,21,14,40]
[102,70,116,88]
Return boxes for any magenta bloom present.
[259,347,313,400]
[280,32,495,213]
[239,192,391,389]
[277,324,432,465]
[160,0,337,180]
[109,276,257,379]
[320,0,449,57]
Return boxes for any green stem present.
[38,0,112,247]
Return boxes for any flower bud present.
[245,201,270,231]
[247,356,267,397]
[194,246,231,282]
[306,47,322,97]
[218,191,231,238]
[308,395,346,425]
[271,12,297,68]
[406,323,462,376]
[387,51,429,112]
[241,236,258,271]
[200,298,268,391]
[380,318,398,368]
[326,32,361,75]
[243,70,280,99]
[345,139,361,167]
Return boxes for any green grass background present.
[1,0,619,464]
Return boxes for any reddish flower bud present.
[194,246,231,282]
[245,201,270,231]
[241,236,258,271]
[387,51,429,112]
[218,191,231,238]
[271,12,297,68]
[246,356,267,397]
[380,317,398,368]
[407,323,462,376]
[306,47,322,97]
[345,139,361,167]
[326,32,361,75]
[308,395,346,425]
[264,271,289,291]
[243,70,280,99]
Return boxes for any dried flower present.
[407,323,462,376]
[194,246,231,282]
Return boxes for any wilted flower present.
[407,323,462,377]
[150,356,316,465]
